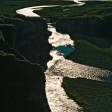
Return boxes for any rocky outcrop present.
[1,16,52,64]
[56,16,112,40]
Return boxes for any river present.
[16,3,112,112]
[16,3,84,112]
[45,23,82,112]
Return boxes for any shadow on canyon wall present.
[56,16,112,44]
[55,16,112,71]
[0,16,51,112]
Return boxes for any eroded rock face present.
[1,17,52,64]
[0,17,51,112]
[0,52,50,112]
[56,17,112,39]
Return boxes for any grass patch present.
[62,77,112,112]
[67,40,112,71]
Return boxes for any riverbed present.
[16,3,112,112]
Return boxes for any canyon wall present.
[56,16,112,40]
[0,16,51,112]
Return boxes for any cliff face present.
[56,16,112,40]
[1,52,50,112]
[0,16,51,112]
[1,16,52,64]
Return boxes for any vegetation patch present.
[0,0,38,17]
[35,1,112,20]
[62,77,112,112]
[0,0,73,17]
[66,40,112,71]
